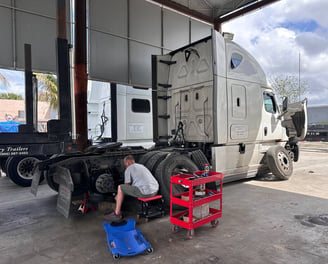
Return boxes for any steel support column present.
[23,44,34,132]
[74,0,88,151]
[56,0,72,134]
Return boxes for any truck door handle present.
[264,127,268,136]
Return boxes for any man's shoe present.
[103,212,122,221]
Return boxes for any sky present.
[222,0,328,106]
[1,0,327,106]
[0,69,24,96]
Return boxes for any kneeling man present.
[104,155,159,221]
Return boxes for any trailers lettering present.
[0,146,29,156]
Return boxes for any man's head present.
[124,155,135,168]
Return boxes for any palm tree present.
[0,72,17,99]
[36,73,58,110]
[0,72,10,87]
[0,93,23,100]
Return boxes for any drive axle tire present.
[144,152,169,176]
[266,146,293,180]
[138,151,161,165]
[45,169,59,192]
[190,149,209,170]
[155,154,198,206]
[190,149,217,190]
[6,156,46,187]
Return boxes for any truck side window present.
[131,99,150,113]
[231,53,243,69]
[263,93,276,114]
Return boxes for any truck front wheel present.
[266,146,293,180]
[6,156,45,187]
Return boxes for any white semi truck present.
[87,81,154,149]
[31,30,307,215]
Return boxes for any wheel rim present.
[277,151,290,171]
[17,157,40,180]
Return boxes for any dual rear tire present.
[140,150,204,206]
[5,156,45,187]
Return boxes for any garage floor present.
[1,142,328,264]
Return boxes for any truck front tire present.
[6,156,45,187]
[266,146,293,180]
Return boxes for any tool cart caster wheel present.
[211,219,219,227]
[113,254,120,260]
[187,230,194,240]
[172,225,179,233]
[146,247,153,254]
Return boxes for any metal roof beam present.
[151,0,214,24]
[216,0,280,24]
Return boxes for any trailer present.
[0,42,75,186]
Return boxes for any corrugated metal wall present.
[0,0,212,87]
[88,0,212,87]
[0,0,71,72]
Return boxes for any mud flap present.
[54,166,74,218]
[30,164,42,196]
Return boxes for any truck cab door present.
[280,98,308,142]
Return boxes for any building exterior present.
[305,105,328,141]
[0,99,53,132]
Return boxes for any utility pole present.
[299,52,301,102]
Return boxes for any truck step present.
[158,83,172,88]
[158,115,170,119]
[158,95,172,100]
[159,135,172,139]
[159,60,176,65]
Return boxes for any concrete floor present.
[0,142,328,264]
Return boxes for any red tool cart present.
[170,171,224,239]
